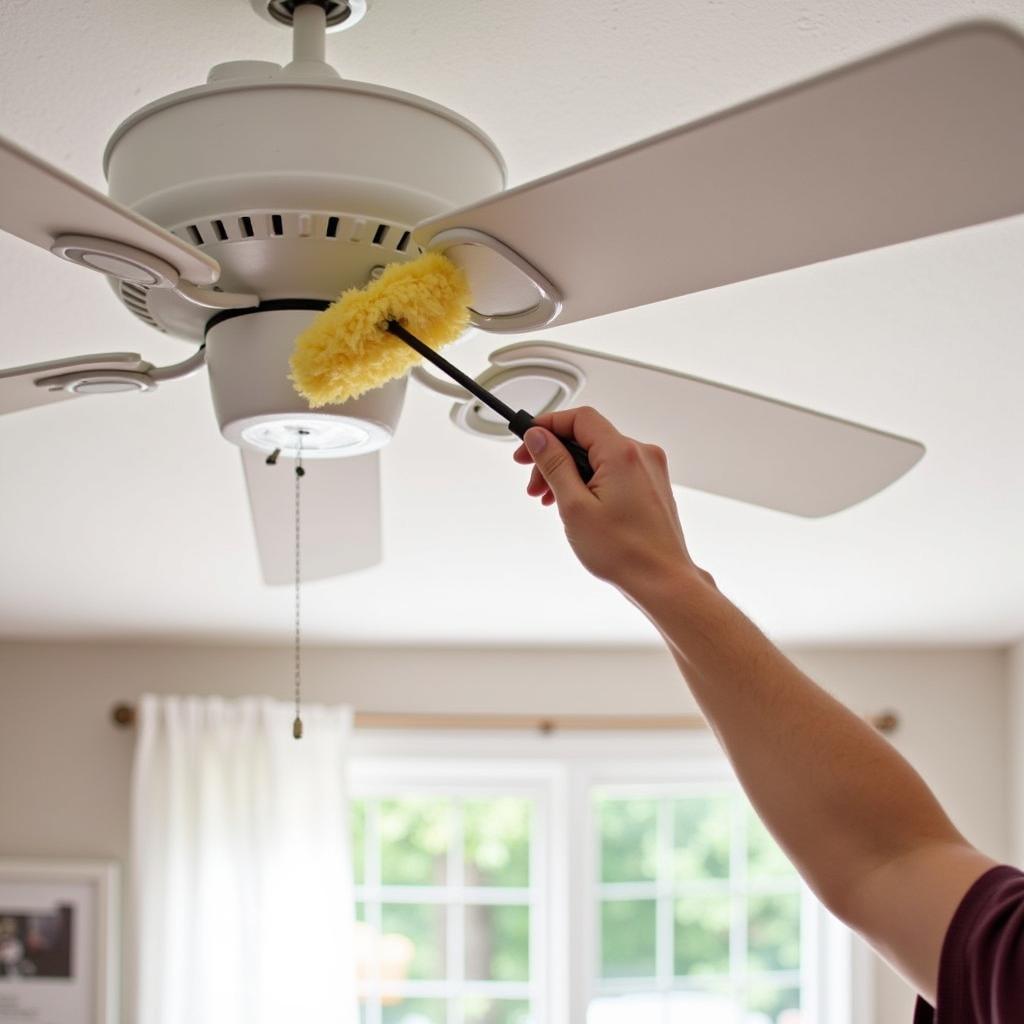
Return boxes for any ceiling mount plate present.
[250,0,367,33]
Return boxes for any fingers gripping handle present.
[508,409,595,483]
[559,436,598,484]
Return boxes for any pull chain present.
[293,431,307,740]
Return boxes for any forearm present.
[634,567,970,919]
[633,566,998,997]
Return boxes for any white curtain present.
[131,695,357,1024]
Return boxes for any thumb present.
[524,427,590,505]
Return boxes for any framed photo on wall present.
[0,860,118,1024]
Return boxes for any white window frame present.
[350,729,866,1024]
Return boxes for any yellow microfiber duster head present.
[290,251,471,407]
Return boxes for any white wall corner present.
[1008,640,1024,867]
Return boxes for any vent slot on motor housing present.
[173,212,424,255]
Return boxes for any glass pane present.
[381,902,446,980]
[600,898,656,978]
[464,797,531,887]
[352,799,367,884]
[674,895,731,977]
[744,980,801,1023]
[746,807,793,881]
[598,798,657,882]
[382,997,447,1023]
[747,893,800,972]
[465,904,529,981]
[380,797,451,886]
[463,997,532,1024]
[673,795,731,882]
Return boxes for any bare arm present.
[516,408,996,1002]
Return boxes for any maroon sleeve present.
[914,864,1024,1023]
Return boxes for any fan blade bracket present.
[449,352,585,438]
[51,235,182,288]
[51,232,262,322]
[32,344,209,395]
[0,353,151,415]
[174,280,261,312]
[34,368,157,396]
[49,235,261,314]
[425,228,563,333]
[0,345,212,415]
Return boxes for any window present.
[350,735,852,1024]
[350,777,549,1024]
[591,788,803,1022]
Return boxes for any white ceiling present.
[2,0,1024,648]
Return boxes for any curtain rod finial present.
[112,703,136,728]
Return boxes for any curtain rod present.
[110,703,899,736]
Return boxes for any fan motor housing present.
[103,63,506,341]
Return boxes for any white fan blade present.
[240,450,382,584]
[488,342,923,516]
[0,133,219,285]
[0,353,150,415]
[417,23,1024,330]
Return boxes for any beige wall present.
[0,641,1012,1022]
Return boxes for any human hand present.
[513,407,710,602]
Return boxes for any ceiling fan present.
[3,1,1024,584]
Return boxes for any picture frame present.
[0,860,119,1024]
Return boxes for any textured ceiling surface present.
[1,0,1023,646]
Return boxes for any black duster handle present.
[386,321,595,483]
[508,409,595,484]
